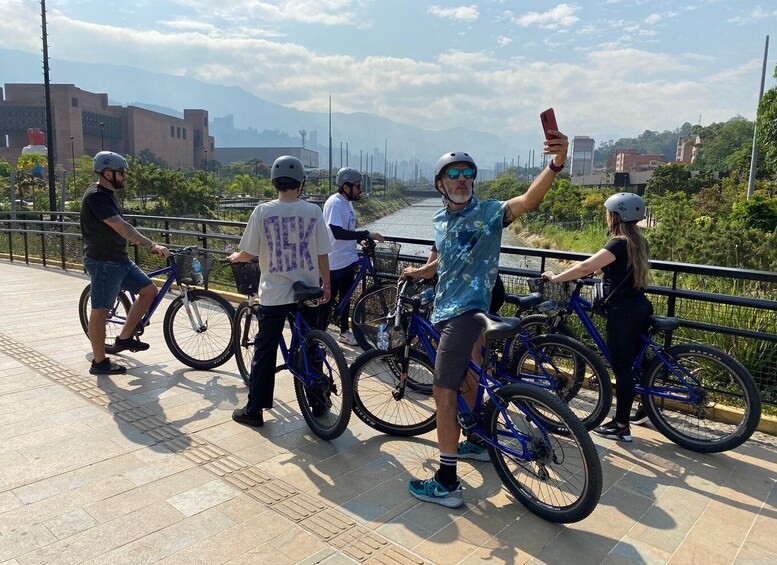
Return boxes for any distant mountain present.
[0,48,523,170]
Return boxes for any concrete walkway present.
[0,260,775,565]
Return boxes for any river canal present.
[361,198,551,271]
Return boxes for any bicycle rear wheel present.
[78,284,132,342]
[163,289,235,370]
[483,382,602,523]
[351,284,392,350]
[350,348,437,437]
[293,329,352,440]
[642,344,761,453]
[509,334,612,430]
[233,301,257,386]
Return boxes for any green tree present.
[731,193,777,231]
[691,117,754,174]
[756,65,777,178]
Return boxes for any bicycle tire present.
[233,302,257,386]
[350,348,437,437]
[351,284,390,350]
[509,334,612,430]
[641,343,761,453]
[163,289,235,370]
[483,382,602,523]
[517,314,577,339]
[293,328,352,440]
[78,285,132,343]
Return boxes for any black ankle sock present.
[436,466,458,491]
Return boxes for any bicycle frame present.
[107,256,209,334]
[277,307,336,388]
[560,286,705,404]
[330,253,380,318]
[393,294,564,461]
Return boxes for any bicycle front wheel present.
[509,334,612,430]
[350,348,437,437]
[351,284,392,350]
[293,329,352,440]
[78,284,132,342]
[233,302,257,386]
[642,344,761,453]
[163,289,235,370]
[483,382,602,523]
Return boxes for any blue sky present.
[1,0,776,146]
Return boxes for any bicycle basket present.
[372,242,401,275]
[174,251,216,286]
[230,261,260,295]
[526,278,574,309]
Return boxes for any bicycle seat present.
[292,281,324,301]
[474,312,523,339]
[649,316,680,331]
[503,292,544,311]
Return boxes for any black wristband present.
[548,161,564,173]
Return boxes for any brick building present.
[0,83,214,171]
[614,149,665,173]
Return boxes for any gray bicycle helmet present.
[270,155,305,182]
[336,167,362,187]
[93,151,128,173]
[604,192,645,222]
[433,151,477,182]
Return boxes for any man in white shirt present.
[320,167,384,346]
[228,156,332,427]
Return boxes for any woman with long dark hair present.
[542,192,652,442]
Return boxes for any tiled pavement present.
[0,260,775,565]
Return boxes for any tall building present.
[615,149,665,173]
[675,135,700,164]
[0,83,214,170]
[571,136,595,176]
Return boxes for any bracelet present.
[548,161,564,173]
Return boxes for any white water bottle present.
[192,258,204,285]
[377,322,390,350]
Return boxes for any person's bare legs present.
[89,308,109,363]
[434,386,460,455]
[117,283,157,340]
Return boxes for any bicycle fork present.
[181,289,208,333]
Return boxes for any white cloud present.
[645,13,661,24]
[427,5,479,21]
[728,7,777,25]
[171,0,367,26]
[515,3,580,29]
[496,36,512,47]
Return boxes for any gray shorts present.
[433,311,484,390]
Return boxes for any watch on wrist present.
[548,161,564,173]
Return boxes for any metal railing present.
[2,211,776,406]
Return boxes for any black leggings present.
[317,265,355,333]
[606,295,653,424]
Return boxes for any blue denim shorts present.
[84,257,152,309]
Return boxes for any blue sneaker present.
[408,477,464,508]
[457,440,490,461]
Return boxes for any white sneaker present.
[338,331,358,346]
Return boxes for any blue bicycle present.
[521,278,762,453]
[231,275,352,440]
[78,247,236,370]
[350,280,602,523]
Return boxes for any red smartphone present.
[540,107,559,140]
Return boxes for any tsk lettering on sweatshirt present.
[263,215,317,273]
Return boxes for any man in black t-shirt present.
[81,151,170,375]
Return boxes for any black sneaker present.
[89,358,126,375]
[630,405,649,426]
[105,336,150,354]
[593,419,632,442]
[232,407,264,427]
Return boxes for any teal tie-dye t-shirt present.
[431,197,507,324]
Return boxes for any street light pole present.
[99,122,104,150]
[70,135,76,189]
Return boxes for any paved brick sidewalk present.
[0,260,775,564]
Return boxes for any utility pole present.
[748,35,769,200]
[41,0,56,213]
[328,96,333,191]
